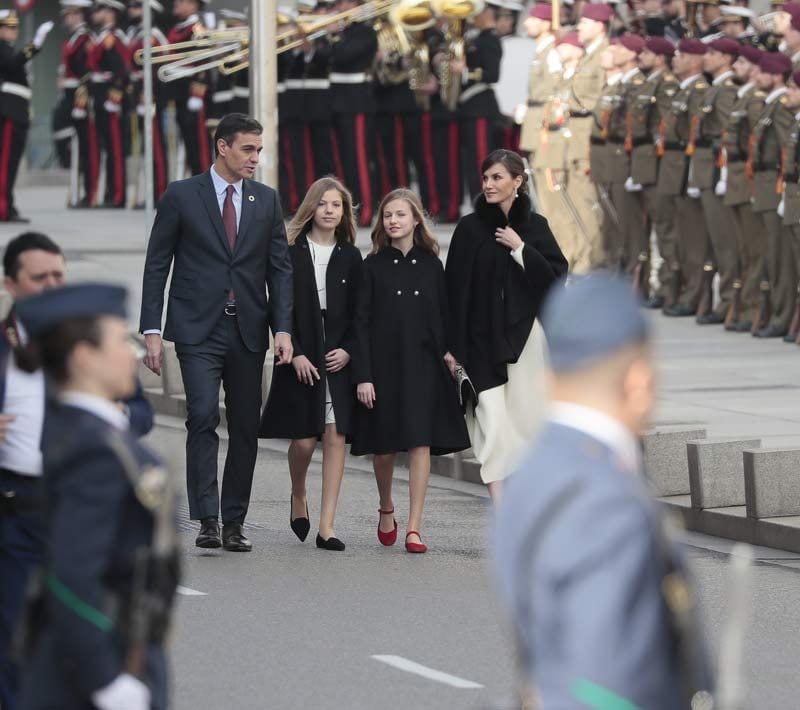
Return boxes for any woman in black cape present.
[445,149,568,502]
[260,177,363,551]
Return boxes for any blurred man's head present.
[3,233,66,301]
[542,274,655,436]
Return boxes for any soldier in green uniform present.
[748,51,796,338]
[688,38,740,325]
[718,43,767,332]
[657,40,711,316]
[628,36,679,308]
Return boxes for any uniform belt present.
[329,72,369,84]
[590,136,606,146]
[527,99,545,107]
[285,79,305,89]
[629,137,651,148]
[303,79,330,90]
[233,86,250,97]
[90,72,113,83]
[663,141,686,151]
[61,77,80,89]
[459,83,491,104]
[0,82,31,100]
[570,110,592,118]
[212,90,234,103]
[607,138,625,145]
[277,82,286,93]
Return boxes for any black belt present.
[629,137,651,148]
[527,100,545,107]
[0,470,43,516]
[607,138,625,145]
[590,137,606,146]
[571,110,592,118]
[224,303,237,316]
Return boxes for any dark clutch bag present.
[454,365,478,413]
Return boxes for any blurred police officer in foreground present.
[494,274,713,710]
[16,284,178,710]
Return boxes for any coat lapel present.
[235,180,255,253]
[198,172,231,255]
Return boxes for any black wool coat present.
[444,193,567,394]
[350,245,470,456]
[259,234,363,440]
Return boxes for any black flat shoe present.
[316,533,345,551]
[222,522,252,552]
[290,495,310,541]
[195,517,221,548]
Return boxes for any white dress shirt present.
[549,401,641,475]
[60,391,130,431]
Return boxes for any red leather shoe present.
[405,531,427,554]
[377,508,397,546]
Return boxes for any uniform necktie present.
[223,184,237,301]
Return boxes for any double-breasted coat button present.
[414,290,419,295]
[411,259,416,264]
[342,279,346,283]
[394,259,398,264]
[397,290,402,295]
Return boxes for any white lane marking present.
[371,655,483,689]
[177,585,207,596]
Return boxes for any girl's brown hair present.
[287,176,357,246]
[480,149,529,195]
[370,188,439,257]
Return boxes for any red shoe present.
[405,531,427,554]
[377,508,397,546]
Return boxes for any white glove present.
[136,103,147,117]
[778,197,785,218]
[32,20,54,49]
[187,96,204,112]
[103,100,121,114]
[71,107,87,120]
[91,674,150,710]
[686,186,701,199]
[203,11,217,29]
[715,180,727,196]
[624,176,643,192]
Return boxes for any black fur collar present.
[474,193,532,232]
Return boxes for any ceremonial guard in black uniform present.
[165,0,211,176]
[87,0,129,208]
[303,31,338,182]
[330,0,378,227]
[277,45,294,215]
[56,1,94,208]
[283,47,309,213]
[126,0,169,206]
[16,284,178,710]
[208,10,250,126]
[457,5,503,202]
[0,11,54,222]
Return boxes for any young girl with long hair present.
[351,188,469,553]
[260,177,363,551]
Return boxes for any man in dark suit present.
[140,113,294,552]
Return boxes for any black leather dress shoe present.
[222,522,252,552]
[643,295,665,309]
[754,325,788,338]
[663,304,695,317]
[696,312,725,325]
[195,517,221,548]
[316,533,345,551]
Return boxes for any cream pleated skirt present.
[465,320,549,484]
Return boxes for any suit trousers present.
[176,314,266,524]
[0,472,45,710]
[700,189,740,317]
[675,195,709,311]
[757,210,797,332]
[642,187,677,303]
[333,112,377,227]
[729,202,765,324]
[0,119,26,220]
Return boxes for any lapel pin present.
[248,195,255,202]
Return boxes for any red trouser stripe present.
[375,133,391,197]
[447,121,460,222]
[394,116,408,187]
[281,128,299,212]
[197,107,211,172]
[153,117,167,200]
[476,117,490,183]
[303,125,315,188]
[420,113,440,217]
[331,127,344,180]
[109,112,125,205]
[87,117,100,206]
[354,114,373,225]
[0,118,12,220]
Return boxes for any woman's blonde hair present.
[286,176,357,246]
[370,188,439,257]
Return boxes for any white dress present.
[308,239,337,426]
[465,246,549,484]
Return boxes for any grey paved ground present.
[8,184,800,708]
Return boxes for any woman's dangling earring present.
[514,189,519,199]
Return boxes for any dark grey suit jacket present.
[139,171,293,353]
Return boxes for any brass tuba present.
[432,0,485,111]
[395,0,438,109]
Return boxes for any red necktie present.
[223,184,237,301]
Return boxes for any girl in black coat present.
[445,149,568,502]
[259,177,363,551]
[352,188,469,553]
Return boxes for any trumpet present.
[133,26,248,67]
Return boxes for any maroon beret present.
[759,51,792,75]
[645,36,675,57]
[580,3,614,22]
[677,39,708,55]
[618,33,646,54]
[707,38,740,56]
[557,31,584,48]
[738,44,762,65]
[793,70,800,86]
[528,3,552,20]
